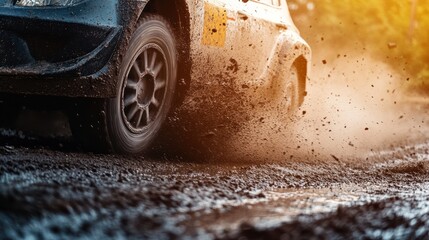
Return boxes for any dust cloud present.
[225,49,427,163]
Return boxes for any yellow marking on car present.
[202,2,227,47]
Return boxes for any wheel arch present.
[139,0,192,106]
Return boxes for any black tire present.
[69,14,178,154]
[0,97,20,129]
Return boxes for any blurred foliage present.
[289,0,429,93]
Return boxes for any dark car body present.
[0,0,174,97]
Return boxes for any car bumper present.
[0,0,122,97]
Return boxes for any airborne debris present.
[227,58,239,73]
[330,154,340,162]
[203,131,217,138]
[387,42,397,49]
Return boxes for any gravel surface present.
[1,59,428,239]
[1,121,429,239]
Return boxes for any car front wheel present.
[70,14,177,154]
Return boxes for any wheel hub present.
[137,73,155,107]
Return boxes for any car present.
[0,0,311,155]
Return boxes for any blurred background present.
[288,0,429,95]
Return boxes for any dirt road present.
[1,45,429,239]
[1,99,428,239]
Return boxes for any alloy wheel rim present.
[121,43,168,134]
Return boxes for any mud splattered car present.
[0,0,311,154]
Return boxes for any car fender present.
[247,29,311,106]
[260,30,311,88]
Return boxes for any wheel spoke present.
[145,106,151,123]
[150,51,157,70]
[132,61,142,77]
[124,94,136,107]
[136,109,144,127]
[151,97,160,108]
[153,61,164,78]
[143,50,149,70]
[154,78,166,91]
[127,104,139,120]
[126,79,138,90]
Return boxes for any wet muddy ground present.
[1,41,429,239]
[0,100,428,239]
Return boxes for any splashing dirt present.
[165,38,426,165]
[224,45,428,163]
